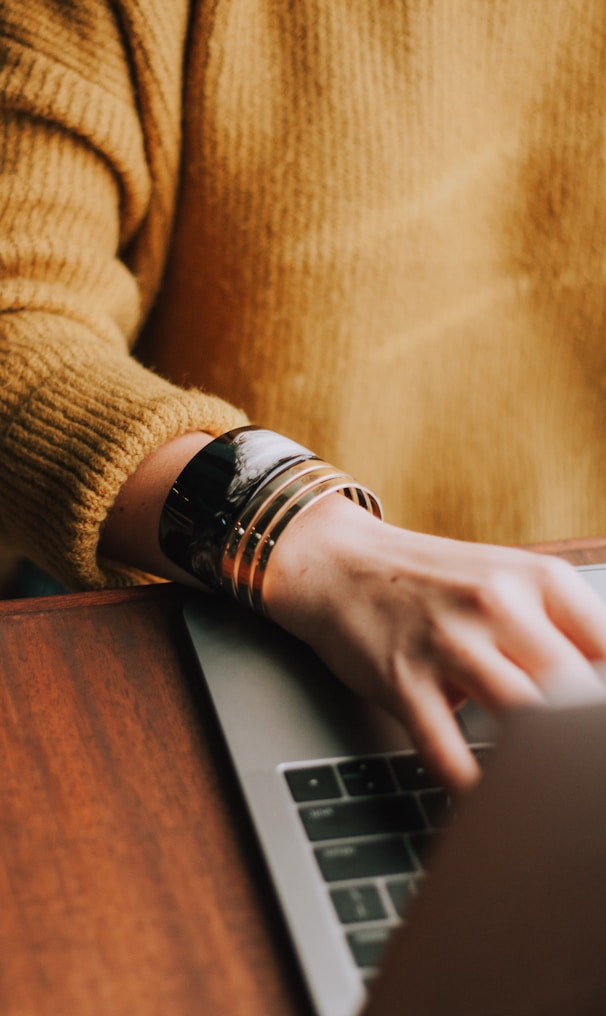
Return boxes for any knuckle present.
[534,554,573,586]
[465,569,519,619]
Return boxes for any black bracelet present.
[158,426,317,588]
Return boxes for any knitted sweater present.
[1,1,605,589]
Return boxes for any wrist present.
[261,492,385,634]
[100,431,214,584]
[157,426,382,612]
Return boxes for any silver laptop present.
[183,564,606,1016]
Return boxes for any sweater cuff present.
[0,313,248,590]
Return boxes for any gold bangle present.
[159,425,382,613]
[238,471,347,608]
[221,461,340,598]
[249,476,381,615]
[225,465,345,599]
[219,460,382,614]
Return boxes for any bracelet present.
[159,425,383,614]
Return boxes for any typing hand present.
[263,495,606,791]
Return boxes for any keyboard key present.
[338,758,396,796]
[284,765,342,802]
[391,753,440,791]
[300,795,426,841]
[331,884,387,924]
[315,837,416,882]
[386,877,419,918]
[347,926,393,968]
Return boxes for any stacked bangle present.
[159,426,383,615]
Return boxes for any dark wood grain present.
[0,584,311,1016]
[1,539,606,1016]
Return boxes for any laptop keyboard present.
[283,748,491,977]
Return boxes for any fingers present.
[399,637,541,792]
[391,657,481,792]
[439,629,544,712]
[485,560,606,704]
[502,612,606,704]
[441,558,606,711]
[541,560,606,661]
[402,573,606,790]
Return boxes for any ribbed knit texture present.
[1,1,606,588]
[0,1,247,588]
[142,0,606,545]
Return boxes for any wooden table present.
[1,536,604,1016]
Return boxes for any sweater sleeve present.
[0,3,247,590]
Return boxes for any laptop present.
[183,563,606,1016]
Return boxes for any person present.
[2,0,606,794]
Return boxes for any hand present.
[263,495,606,791]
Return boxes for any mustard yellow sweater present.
[1,1,606,589]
